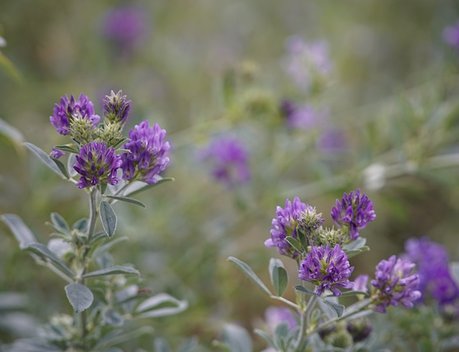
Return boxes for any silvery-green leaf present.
[295,285,315,296]
[323,299,345,317]
[124,177,175,197]
[24,142,67,179]
[73,218,88,233]
[47,238,72,258]
[154,338,172,352]
[99,201,117,237]
[52,158,69,179]
[24,243,74,279]
[0,118,23,144]
[55,144,79,154]
[221,323,252,352]
[94,326,153,350]
[83,265,140,279]
[67,153,78,177]
[343,237,367,251]
[103,308,124,327]
[269,258,288,296]
[228,256,272,296]
[65,283,94,313]
[285,236,303,254]
[50,212,69,234]
[254,329,275,348]
[1,214,36,248]
[135,293,188,318]
[105,195,145,208]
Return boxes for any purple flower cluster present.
[103,90,131,124]
[121,121,170,184]
[74,142,121,189]
[265,307,297,332]
[331,190,376,240]
[265,197,314,257]
[201,137,250,187]
[405,237,459,305]
[371,255,421,313]
[299,244,353,296]
[50,94,100,135]
[443,21,459,49]
[102,6,148,54]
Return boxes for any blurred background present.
[2,0,459,350]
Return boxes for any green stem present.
[294,295,317,350]
[87,188,97,241]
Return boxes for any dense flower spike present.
[299,245,353,296]
[201,137,250,187]
[265,307,297,332]
[331,190,376,240]
[371,255,421,313]
[443,21,459,49]
[265,197,323,257]
[405,237,459,305]
[121,121,170,184]
[74,142,121,189]
[50,94,100,136]
[103,90,131,124]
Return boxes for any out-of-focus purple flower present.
[265,307,297,332]
[317,128,348,154]
[405,237,459,305]
[121,121,170,184]
[352,275,369,293]
[279,100,324,130]
[371,255,421,313]
[299,244,353,296]
[331,190,376,240]
[50,148,64,159]
[265,197,322,258]
[282,36,331,91]
[443,21,459,49]
[102,6,148,54]
[201,137,250,187]
[50,94,100,135]
[74,142,121,189]
[103,90,131,124]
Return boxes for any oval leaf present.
[295,285,315,296]
[135,293,188,318]
[50,212,69,234]
[269,258,288,296]
[1,214,37,248]
[65,283,94,313]
[105,195,145,208]
[100,201,117,237]
[24,142,67,179]
[228,256,272,296]
[24,243,74,279]
[83,265,140,279]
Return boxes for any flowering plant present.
[1,91,186,352]
[228,190,421,351]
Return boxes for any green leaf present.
[323,299,345,317]
[221,323,253,352]
[73,218,88,233]
[135,293,188,318]
[83,265,140,279]
[103,308,124,327]
[227,256,272,296]
[24,142,67,179]
[285,236,303,254]
[337,290,369,298]
[0,118,23,145]
[124,177,175,197]
[93,236,128,256]
[24,243,74,279]
[68,153,78,177]
[52,158,69,179]
[269,258,288,296]
[94,326,154,350]
[343,237,367,251]
[254,329,275,348]
[295,285,315,296]
[54,144,79,153]
[1,214,37,248]
[105,195,145,208]
[65,283,94,313]
[50,212,69,234]
[99,201,117,237]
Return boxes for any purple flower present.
[50,148,64,159]
[331,190,376,240]
[279,100,324,130]
[201,137,250,187]
[121,121,170,184]
[50,94,100,135]
[443,21,459,49]
[317,128,348,154]
[282,36,331,91]
[405,237,459,305]
[265,307,297,332]
[103,90,131,124]
[74,142,121,189]
[371,255,421,313]
[265,197,322,258]
[102,6,148,54]
[299,245,353,296]
[352,275,369,293]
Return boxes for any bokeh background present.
[2,0,459,350]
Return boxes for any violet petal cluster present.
[74,142,121,189]
[103,90,131,124]
[371,255,421,313]
[265,307,297,332]
[331,190,376,240]
[405,237,459,305]
[443,21,459,49]
[121,121,170,184]
[299,244,353,296]
[201,137,250,187]
[50,94,100,135]
[265,197,311,257]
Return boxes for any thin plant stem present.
[294,295,317,350]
